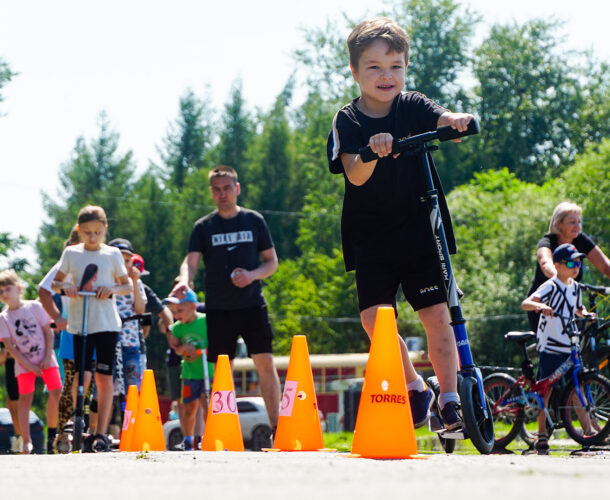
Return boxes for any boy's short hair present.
[347,17,410,69]
[77,205,108,226]
[208,165,238,185]
[0,269,20,288]
[548,201,582,235]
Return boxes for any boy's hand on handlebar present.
[537,305,554,317]
[63,284,79,298]
[366,133,398,159]
[95,286,114,299]
[441,112,475,142]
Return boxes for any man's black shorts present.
[73,331,119,375]
[206,305,273,362]
[355,255,448,312]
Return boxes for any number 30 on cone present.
[211,390,237,414]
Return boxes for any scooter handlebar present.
[358,119,480,163]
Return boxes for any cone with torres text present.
[351,307,419,458]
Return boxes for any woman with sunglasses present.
[526,201,610,331]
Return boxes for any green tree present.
[158,88,214,189]
[0,233,28,272]
[389,0,479,106]
[472,20,590,183]
[0,57,15,106]
[37,112,136,271]
[216,79,255,204]
[247,80,302,259]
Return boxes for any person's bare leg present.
[418,303,458,394]
[46,388,61,428]
[94,373,114,435]
[7,399,21,436]
[182,400,198,437]
[251,353,280,428]
[360,304,419,383]
[18,392,34,452]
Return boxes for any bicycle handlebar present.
[579,283,610,295]
[358,119,480,163]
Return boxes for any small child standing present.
[164,288,213,451]
[522,243,593,454]
[0,269,63,454]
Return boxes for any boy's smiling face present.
[351,38,407,116]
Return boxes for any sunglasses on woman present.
[562,260,582,269]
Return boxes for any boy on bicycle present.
[522,243,594,453]
[326,17,475,430]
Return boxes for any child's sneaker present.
[55,433,72,454]
[534,433,550,455]
[408,385,435,428]
[10,435,23,454]
[440,401,463,431]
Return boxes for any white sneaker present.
[10,435,23,454]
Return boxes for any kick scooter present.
[359,119,495,454]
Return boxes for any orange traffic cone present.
[119,384,139,451]
[201,355,244,451]
[131,370,166,451]
[272,335,325,451]
[351,307,419,458]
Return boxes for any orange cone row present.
[119,369,165,451]
[121,309,419,458]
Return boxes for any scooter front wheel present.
[460,376,494,454]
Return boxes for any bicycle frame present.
[494,319,592,430]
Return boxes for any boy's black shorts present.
[5,357,19,401]
[206,305,273,362]
[355,255,448,312]
[73,331,119,375]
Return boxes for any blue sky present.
[0,0,608,270]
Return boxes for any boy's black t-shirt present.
[327,91,456,271]
[187,208,274,310]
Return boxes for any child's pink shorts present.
[17,366,63,395]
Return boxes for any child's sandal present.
[534,432,550,455]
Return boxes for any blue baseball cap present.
[553,243,586,263]
[163,288,198,305]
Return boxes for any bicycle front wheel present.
[461,376,494,454]
[560,372,610,446]
[483,373,525,449]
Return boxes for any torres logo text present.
[370,394,407,404]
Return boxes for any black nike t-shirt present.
[187,208,274,310]
[327,91,455,271]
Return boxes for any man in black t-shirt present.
[172,165,280,432]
